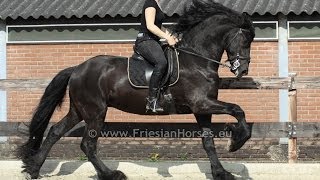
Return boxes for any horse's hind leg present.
[195,114,235,180]
[80,108,127,180]
[23,104,81,178]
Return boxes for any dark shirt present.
[139,0,165,41]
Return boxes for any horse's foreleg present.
[193,100,251,152]
[195,114,235,180]
[81,109,127,180]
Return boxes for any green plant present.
[179,152,188,161]
[149,153,160,162]
[79,155,88,161]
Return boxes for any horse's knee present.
[229,104,244,117]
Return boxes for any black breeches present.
[135,40,167,96]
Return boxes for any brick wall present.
[7,44,133,122]
[7,42,280,123]
[2,138,320,162]
[4,41,320,161]
[289,42,320,121]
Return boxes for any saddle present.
[127,45,179,89]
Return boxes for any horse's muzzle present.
[233,68,248,78]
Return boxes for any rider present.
[135,0,178,113]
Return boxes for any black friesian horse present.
[18,1,255,180]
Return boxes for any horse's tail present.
[17,66,75,161]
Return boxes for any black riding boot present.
[146,72,164,113]
[146,88,164,113]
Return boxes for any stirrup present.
[146,97,164,113]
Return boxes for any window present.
[253,21,278,40]
[7,22,278,44]
[7,23,141,44]
[288,21,320,40]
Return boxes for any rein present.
[174,28,251,70]
[174,28,250,71]
[174,47,231,68]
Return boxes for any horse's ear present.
[241,13,252,25]
[240,12,255,38]
[192,0,208,7]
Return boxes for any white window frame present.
[288,21,320,40]
[252,21,278,41]
[6,23,142,44]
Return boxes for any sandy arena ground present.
[1,160,320,180]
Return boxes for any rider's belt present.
[137,33,159,41]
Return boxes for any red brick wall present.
[6,41,317,123]
[7,44,133,122]
[289,42,320,121]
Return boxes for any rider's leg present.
[135,40,167,112]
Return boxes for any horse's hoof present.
[21,159,41,179]
[112,170,127,180]
[22,170,40,179]
[213,170,236,180]
[98,170,127,180]
[22,172,32,180]
[227,133,250,152]
[228,138,238,152]
[226,124,251,152]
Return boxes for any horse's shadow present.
[130,161,252,180]
[40,160,87,177]
[39,160,252,180]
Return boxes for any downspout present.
[278,14,289,144]
[0,20,7,142]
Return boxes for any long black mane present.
[174,0,254,36]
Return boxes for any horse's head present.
[224,26,255,78]
[174,1,255,78]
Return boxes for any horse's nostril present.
[242,70,248,75]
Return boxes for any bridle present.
[225,28,251,71]
[174,28,251,71]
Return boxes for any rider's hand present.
[166,35,178,46]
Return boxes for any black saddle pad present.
[128,47,179,88]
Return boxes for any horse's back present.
[68,55,129,100]
[71,55,127,77]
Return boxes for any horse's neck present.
[177,18,230,73]
[182,28,224,55]
[177,43,223,73]
[178,47,222,75]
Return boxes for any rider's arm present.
[145,7,176,46]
